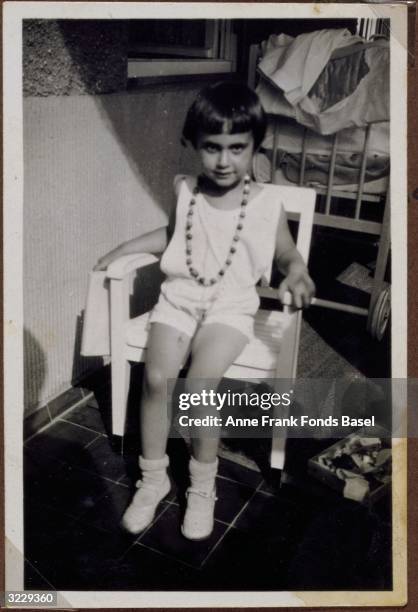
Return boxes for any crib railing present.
[268,116,387,237]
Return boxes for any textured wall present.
[23,20,128,96]
[23,86,202,414]
[22,19,209,415]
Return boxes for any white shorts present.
[149,278,259,341]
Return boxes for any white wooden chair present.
[105,185,315,469]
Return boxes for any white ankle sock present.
[189,456,218,493]
[139,454,169,485]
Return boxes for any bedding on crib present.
[254,117,389,192]
[255,29,389,192]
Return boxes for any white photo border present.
[4,2,408,607]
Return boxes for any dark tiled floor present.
[24,377,392,591]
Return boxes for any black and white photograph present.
[4,2,408,608]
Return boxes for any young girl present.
[95,82,315,541]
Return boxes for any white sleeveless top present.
[160,175,283,304]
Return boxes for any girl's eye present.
[231,145,244,153]
[204,145,218,153]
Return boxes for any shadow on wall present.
[21,19,207,410]
[55,20,201,215]
[54,21,202,385]
[91,88,201,213]
[24,328,47,416]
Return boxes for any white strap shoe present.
[181,487,217,541]
[121,475,171,534]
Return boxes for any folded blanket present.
[256,30,389,134]
[309,46,370,112]
[259,29,356,106]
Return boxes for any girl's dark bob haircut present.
[182,81,267,149]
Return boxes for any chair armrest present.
[106,253,159,280]
[257,287,293,306]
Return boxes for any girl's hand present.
[93,250,123,271]
[278,263,316,309]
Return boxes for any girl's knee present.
[144,365,168,397]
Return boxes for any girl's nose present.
[217,149,230,168]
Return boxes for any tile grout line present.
[256,487,277,498]
[216,473,261,488]
[79,469,130,489]
[197,518,235,569]
[134,498,174,543]
[134,541,201,571]
[24,392,95,444]
[61,454,130,488]
[163,499,232,527]
[199,479,264,568]
[48,390,95,421]
[24,557,57,591]
[118,501,173,562]
[61,418,108,438]
[82,432,104,449]
[51,430,129,488]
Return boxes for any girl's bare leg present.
[141,323,191,459]
[122,323,191,534]
[181,323,248,539]
[187,323,248,463]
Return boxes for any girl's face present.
[196,131,255,190]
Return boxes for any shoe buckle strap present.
[186,487,217,500]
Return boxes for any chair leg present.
[270,436,286,470]
[111,358,131,437]
[269,312,302,471]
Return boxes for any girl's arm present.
[94,176,182,271]
[94,227,168,271]
[274,208,316,309]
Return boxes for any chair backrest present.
[255,184,315,300]
[278,184,316,264]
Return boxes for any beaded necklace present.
[185,174,251,286]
